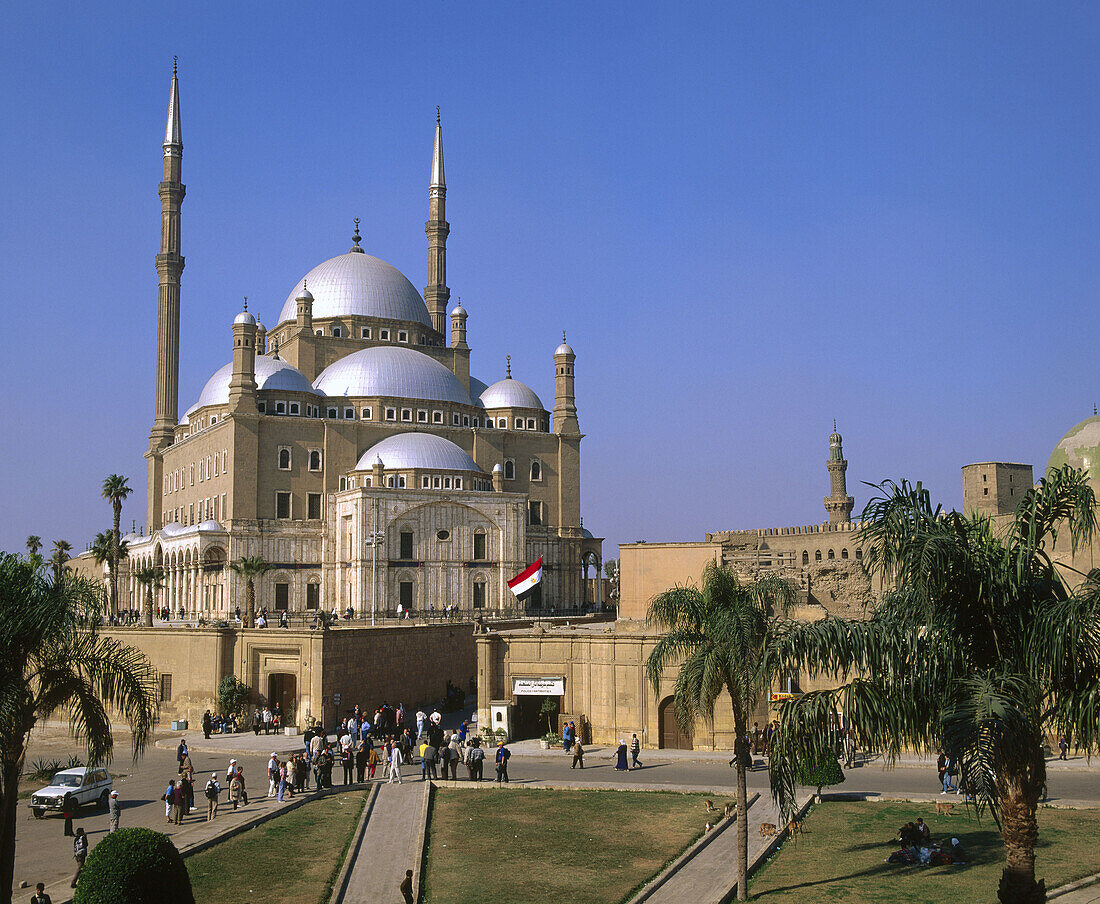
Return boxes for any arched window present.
[278,448,291,470]
[332,326,342,338]
[855,548,863,561]
[504,459,515,480]
[530,459,541,481]
[802,550,809,565]
[815,550,822,561]
[309,450,321,471]
[828,549,835,560]
[841,548,849,559]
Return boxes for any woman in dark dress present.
[614,740,628,771]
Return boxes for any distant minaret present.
[424,108,450,335]
[824,421,854,524]
[554,333,580,436]
[149,57,185,453]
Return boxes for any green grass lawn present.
[422,788,715,904]
[186,790,366,904]
[748,801,1100,903]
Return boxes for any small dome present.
[296,286,313,301]
[279,252,431,326]
[314,346,472,404]
[450,303,467,317]
[555,337,575,356]
[1048,414,1100,485]
[191,355,320,410]
[479,377,544,410]
[492,463,503,473]
[356,433,483,473]
[234,310,256,326]
[256,321,267,332]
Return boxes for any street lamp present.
[365,531,385,626]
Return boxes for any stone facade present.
[961,462,1034,517]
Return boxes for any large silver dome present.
[479,377,544,410]
[356,433,483,472]
[278,252,431,326]
[188,355,320,413]
[313,346,472,404]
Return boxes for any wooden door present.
[659,697,693,750]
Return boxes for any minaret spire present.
[824,424,854,524]
[147,58,187,529]
[424,108,450,335]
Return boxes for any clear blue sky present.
[2,3,1098,559]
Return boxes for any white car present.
[29,766,112,818]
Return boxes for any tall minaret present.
[149,57,185,453]
[424,108,450,335]
[553,332,580,436]
[824,421,854,524]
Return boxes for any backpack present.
[205,781,218,800]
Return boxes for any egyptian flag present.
[508,557,543,598]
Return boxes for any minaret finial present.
[506,355,511,379]
[173,55,178,76]
[163,58,182,151]
[272,336,280,359]
[563,330,567,343]
[243,297,248,312]
[1094,403,1097,416]
[834,418,837,432]
[436,105,441,124]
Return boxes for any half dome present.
[191,355,320,411]
[356,433,483,472]
[313,346,472,404]
[479,377,544,410]
[1047,414,1100,485]
[278,252,431,326]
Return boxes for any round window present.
[436,529,450,541]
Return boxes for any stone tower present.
[553,332,580,436]
[824,422,854,524]
[146,59,186,528]
[424,109,450,334]
[228,303,258,413]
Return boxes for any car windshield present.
[52,774,83,787]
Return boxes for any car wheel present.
[32,808,44,819]
[99,790,110,810]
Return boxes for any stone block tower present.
[424,109,450,334]
[824,422,854,524]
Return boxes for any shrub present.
[73,827,194,904]
[796,751,845,799]
[217,675,251,721]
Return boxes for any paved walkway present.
[630,792,811,904]
[1051,877,1100,903]
[341,780,428,904]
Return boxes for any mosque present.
[119,65,603,621]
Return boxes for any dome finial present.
[350,218,364,253]
[271,336,280,359]
[506,355,512,379]
[173,55,178,76]
[1094,403,1097,416]
[436,104,441,125]
[243,297,248,312]
[834,418,837,432]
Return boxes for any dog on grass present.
[788,819,804,837]
[935,801,956,816]
[704,800,717,813]
[724,802,736,819]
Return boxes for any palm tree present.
[134,566,164,627]
[229,555,272,628]
[0,553,157,903]
[91,533,128,614]
[101,475,132,616]
[24,536,41,559]
[766,466,1100,904]
[645,561,794,901]
[50,539,71,581]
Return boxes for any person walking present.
[277,761,288,802]
[495,741,511,783]
[107,790,120,833]
[356,741,369,783]
[164,779,176,823]
[447,736,460,781]
[572,740,585,769]
[937,750,957,794]
[562,721,574,753]
[70,828,88,889]
[368,744,380,780]
[1059,734,1070,761]
[629,733,642,769]
[341,746,355,784]
[613,740,628,771]
[388,743,404,783]
[466,740,485,781]
[62,792,75,836]
[205,773,220,820]
[400,869,414,904]
[267,753,280,797]
[171,780,186,824]
[30,881,52,904]
[229,771,243,810]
